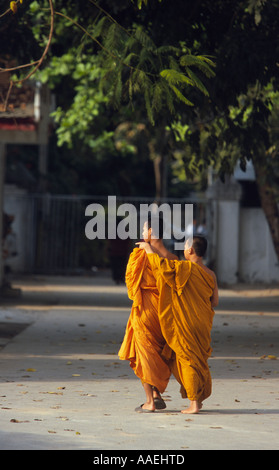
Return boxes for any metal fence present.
[4,193,209,274]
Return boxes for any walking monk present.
[118,216,178,413]
[137,235,218,414]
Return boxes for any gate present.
[33,195,83,273]
[5,193,209,274]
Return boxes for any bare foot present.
[141,402,155,412]
[181,401,202,414]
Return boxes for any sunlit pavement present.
[0,274,278,450]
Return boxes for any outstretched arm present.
[135,241,154,254]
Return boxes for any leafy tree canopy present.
[1,1,279,257]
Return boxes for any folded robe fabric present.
[118,248,171,393]
[147,253,215,403]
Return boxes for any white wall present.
[216,200,240,284]
[206,175,279,284]
[239,208,279,283]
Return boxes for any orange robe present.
[118,248,171,393]
[147,253,215,403]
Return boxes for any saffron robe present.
[148,253,215,403]
[118,248,171,393]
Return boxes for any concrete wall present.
[207,176,279,284]
[215,200,241,284]
[239,208,279,283]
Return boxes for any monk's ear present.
[188,246,194,254]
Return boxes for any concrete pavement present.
[0,274,278,450]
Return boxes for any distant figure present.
[108,235,130,284]
[2,213,17,275]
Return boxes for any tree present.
[1,0,215,200]
[1,0,279,260]
[157,0,279,260]
[220,83,279,259]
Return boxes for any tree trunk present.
[253,157,279,262]
[153,153,168,202]
[148,122,169,203]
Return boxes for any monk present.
[137,235,218,414]
[118,215,178,413]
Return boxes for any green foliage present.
[225,83,279,192]
[36,51,113,149]
[172,79,279,192]
[35,4,216,131]
[154,0,279,194]
[5,0,278,254]
[91,18,216,125]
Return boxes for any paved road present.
[0,274,278,450]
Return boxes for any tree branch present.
[1,0,54,111]
[0,0,21,19]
